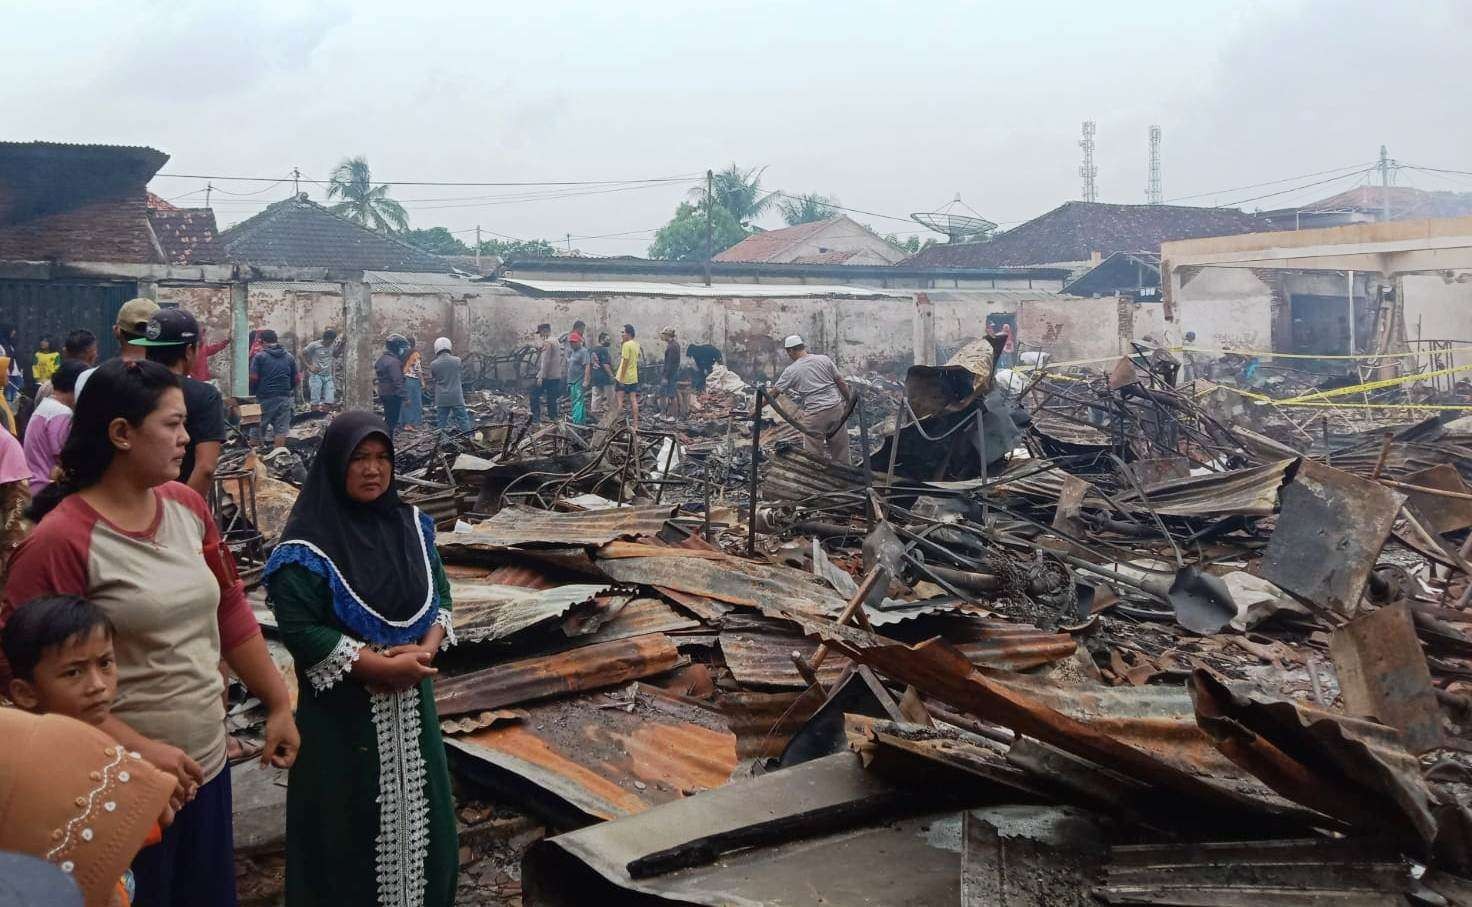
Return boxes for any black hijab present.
[275,411,433,631]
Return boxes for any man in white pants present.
[769,334,851,465]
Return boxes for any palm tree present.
[778,192,838,226]
[690,164,777,228]
[326,157,409,233]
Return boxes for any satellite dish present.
[910,194,996,243]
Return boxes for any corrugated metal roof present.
[433,635,684,717]
[440,505,675,550]
[446,688,737,821]
[595,550,848,617]
[501,278,913,299]
[450,582,611,643]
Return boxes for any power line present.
[1215,167,1377,209]
[154,171,701,188]
[1163,161,1378,204]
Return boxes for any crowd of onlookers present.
[526,319,724,430]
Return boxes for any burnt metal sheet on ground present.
[764,448,869,503]
[776,611,1332,834]
[1095,838,1413,905]
[1261,458,1405,615]
[1188,669,1440,852]
[596,551,849,616]
[523,753,960,907]
[433,635,684,717]
[1399,463,1472,533]
[962,807,1107,907]
[1118,459,1295,518]
[445,689,737,822]
[439,504,676,550]
[1330,602,1444,755]
[561,597,701,649]
[720,630,852,690]
[450,582,611,643]
[717,688,825,758]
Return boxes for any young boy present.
[4,595,120,726]
[2,595,181,906]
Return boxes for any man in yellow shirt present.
[614,323,640,429]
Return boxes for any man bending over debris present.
[770,334,851,465]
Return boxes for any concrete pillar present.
[912,292,935,366]
[342,279,373,408]
[230,282,249,397]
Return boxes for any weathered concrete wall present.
[1404,273,1472,344]
[1175,267,1276,353]
[163,281,1132,392]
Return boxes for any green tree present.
[649,201,746,261]
[478,238,559,258]
[402,227,470,255]
[778,193,838,226]
[326,156,409,233]
[883,233,928,255]
[690,165,777,228]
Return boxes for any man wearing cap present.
[72,298,158,401]
[249,329,298,450]
[530,323,565,423]
[659,326,684,421]
[566,331,591,425]
[771,334,852,465]
[133,308,228,496]
[430,336,471,438]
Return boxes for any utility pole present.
[292,167,301,197]
[1378,145,1392,221]
[566,233,572,254]
[475,225,482,269]
[204,182,212,209]
[703,168,714,287]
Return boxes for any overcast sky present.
[5,0,1467,254]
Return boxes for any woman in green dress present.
[264,411,458,907]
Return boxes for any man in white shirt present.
[769,334,852,465]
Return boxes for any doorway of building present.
[1287,293,1352,370]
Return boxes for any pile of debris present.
[230,340,1472,904]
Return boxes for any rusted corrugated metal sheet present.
[433,635,684,717]
[995,459,1295,519]
[483,564,558,589]
[438,504,676,550]
[721,631,853,690]
[717,689,825,758]
[764,448,868,503]
[445,689,737,821]
[451,583,611,643]
[562,597,701,648]
[597,552,848,616]
[776,610,1328,833]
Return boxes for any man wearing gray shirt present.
[430,336,471,437]
[770,334,851,464]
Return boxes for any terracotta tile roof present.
[901,201,1269,268]
[146,192,178,211]
[147,208,223,264]
[714,218,835,263]
[219,195,450,272]
[789,249,859,265]
[1292,185,1472,220]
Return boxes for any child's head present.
[2,596,116,725]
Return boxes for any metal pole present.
[703,169,714,288]
[1347,269,1356,356]
[974,405,989,524]
[746,385,764,557]
[702,463,712,541]
[856,392,872,482]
